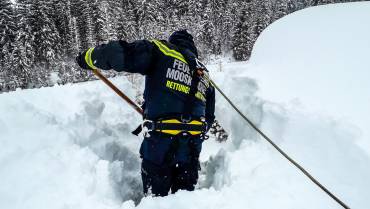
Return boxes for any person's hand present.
[195,58,207,76]
[75,51,93,70]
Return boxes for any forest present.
[0,0,361,92]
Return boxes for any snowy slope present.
[1,2,370,209]
[247,2,370,156]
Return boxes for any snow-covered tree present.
[233,8,251,60]
[0,0,358,92]
[50,0,79,58]
[113,0,139,41]
[11,0,35,88]
[71,0,96,50]
[92,0,110,44]
[0,0,15,68]
[135,0,165,39]
[29,1,60,65]
[273,0,289,20]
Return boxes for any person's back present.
[145,41,214,118]
[76,30,215,196]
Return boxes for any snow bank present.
[248,2,370,155]
[1,2,370,209]
[0,79,143,208]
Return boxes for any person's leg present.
[171,161,199,193]
[171,137,202,193]
[141,159,173,196]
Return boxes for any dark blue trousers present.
[141,159,199,196]
[140,134,202,196]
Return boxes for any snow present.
[247,2,370,155]
[1,2,370,209]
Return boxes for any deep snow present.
[1,2,370,209]
[247,2,370,156]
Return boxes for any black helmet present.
[168,30,198,57]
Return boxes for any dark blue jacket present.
[89,39,215,165]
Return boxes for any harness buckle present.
[142,119,154,137]
[180,115,192,123]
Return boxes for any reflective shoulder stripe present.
[151,40,188,64]
[84,47,97,70]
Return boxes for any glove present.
[76,51,95,70]
[195,58,208,76]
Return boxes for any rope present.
[92,67,350,208]
[205,75,350,209]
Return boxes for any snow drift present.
[1,2,370,209]
[248,1,370,155]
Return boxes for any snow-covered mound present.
[0,79,144,208]
[1,2,370,209]
[248,2,370,155]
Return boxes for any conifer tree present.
[51,0,79,58]
[29,1,60,65]
[12,0,35,88]
[107,0,138,41]
[72,0,96,50]
[92,0,110,44]
[136,0,164,39]
[273,0,289,20]
[0,0,15,68]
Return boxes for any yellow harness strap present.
[155,119,204,136]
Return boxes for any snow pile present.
[1,2,370,209]
[248,1,370,155]
[0,80,143,208]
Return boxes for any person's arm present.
[205,85,216,131]
[76,40,155,75]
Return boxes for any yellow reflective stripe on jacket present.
[151,40,188,64]
[84,47,97,70]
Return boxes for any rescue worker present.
[76,30,215,196]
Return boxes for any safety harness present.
[142,118,206,136]
[132,117,207,137]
